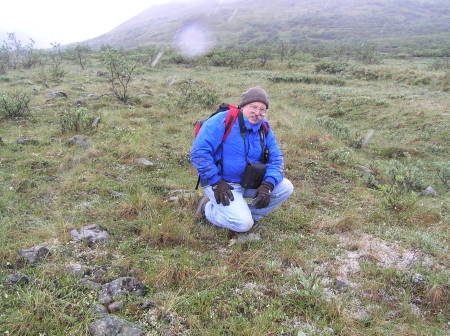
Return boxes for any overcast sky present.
[0,0,174,48]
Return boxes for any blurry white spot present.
[151,51,164,67]
[175,23,214,58]
[228,9,238,22]
[362,129,375,146]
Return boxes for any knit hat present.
[240,87,269,109]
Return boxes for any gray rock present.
[45,91,68,98]
[108,300,124,313]
[408,303,421,317]
[110,191,127,199]
[98,294,113,305]
[420,186,436,196]
[136,158,154,167]
[75,100,86,107]
[141,299,156,309]
[93,304,109,315]
[229,233,261,246]
[335,279,349,291]
[89,315,145,336]
[18,245,50,263]
[67,135,90,149]
[16,138,39,145]
[6,273,30,285]
[91,117,101,128]
[81,279,102,290]
[66,263,89,276]
[99,277,146,303]
[70,224,109,245]
[412,273,425,284]
[96,71,108,77]
[355,165,374,174]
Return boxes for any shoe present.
[195,196,209,219]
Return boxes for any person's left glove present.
[253,181,274,209]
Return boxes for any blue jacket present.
[191,110,284,187]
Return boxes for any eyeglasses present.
[247,104,267,115]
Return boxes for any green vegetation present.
[0,39,448,336]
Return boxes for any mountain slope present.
[83,0,450,50]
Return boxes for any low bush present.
[384,155,426,193]
[59,107,94,133]
[435,161,450,188]
[313,116,362,148]
[324,147,354,165]
[269,74,345,86]
[0,91,31,119]
[314,62,348,74]
[172,79,219,110]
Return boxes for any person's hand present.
[253,181,274,209]
[212,179,234,206]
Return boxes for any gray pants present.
[202,178,294,232]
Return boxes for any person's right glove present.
[253,181,274,209]
[212,179,234,206]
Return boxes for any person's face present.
[241,102,267,124]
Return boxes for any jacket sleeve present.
[190,113,226,186]
[263,126,284,186]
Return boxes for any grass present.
[0,51,449,335]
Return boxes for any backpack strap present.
[222,105,239,141]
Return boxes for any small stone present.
[98,294,113,305]
[81,278,102,290]
[408,303,421,317]
[16,138,39,145]
[136,158,154,167]
[107,300,124,313]
[66,263,88,276]
[67,135,90,149]
[45,91,68,98]
[91,117,101,128]
[110,191,127,199]
[420,186,436,196]
[229,232,261,246]
[6,273,30,285]
[18,245,50,263]
[335,279,349,291]
[412,273,425,284]
[93,304,108,315]
[70,224,109,245]
[96,71,108,77]
[141,299,156,309]
[168,196,179,202]
[99,277,146,302]
[74,100,86,107]
[355,165,374,174]
[89,315,145,336]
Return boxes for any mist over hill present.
[82,0,450,52]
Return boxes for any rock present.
[141,299,156,309]
[420,186,436,196]
[16,138,39,145]
[229,233,261,246]
[93,304,108,315]
[45,91,68,98]
[136,158,154,168]
[412,273,425,285]
[6,273,30,285]
[89,315,145,336]
[75,100,86,107]
[335,279,349,291]
[66,263,89,276]
[70,224,109,245]
[91,117,101,128]
[81,278,102,290]
[107,300,124,313]
[408,303,421,317]
[98,294,113,305]
[18,245,50,263]
[99,277,146,303]
[110,191,127,199]
[96,71,108,77]
[355,165,374,174]
[67,135,90,149]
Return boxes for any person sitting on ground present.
[191,87,293,233]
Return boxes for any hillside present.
[83,0,450,52]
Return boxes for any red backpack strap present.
[222,105,239,141]
[261,121,269,135]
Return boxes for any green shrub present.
[428,58,450,71]
[314,62,348,74]
[172,79,219,110]
[324,147,354,165]
[314,116,362,148]
[435,161,450,188]
[350,66,380,81]
[0,91,31,119]
[59,107,94,133]
[269,74,345,86]
[384,155,426,193]
[379,184,418,213]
